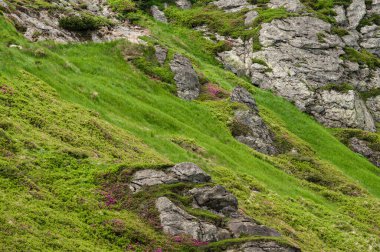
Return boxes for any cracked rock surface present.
[128,163,299,250]
[170,54,201,100]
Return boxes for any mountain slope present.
[0,1,380,251]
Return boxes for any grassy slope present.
[1,11,380,251]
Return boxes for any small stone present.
[333,5,347,25]
[268,0,304,12]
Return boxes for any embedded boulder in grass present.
[349,138,380,167]
[170,54,201,100]
[154,45,168,65]
[230,86,258,111]
[227,216,281,238]
[129,162,211,192]
[175,0,192,9]
[151,5,168,23]
[168,162,211,183]
[129,169,179,192]
[225,240,301,252]
[268,0,304,12]
[189,185,238,215]
[155,197,231,242]
[212,0,254,13]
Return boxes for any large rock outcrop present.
[216,16,378,131]
[170,54,201,100]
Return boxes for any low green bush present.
[107,0,136,12]
[59,13,112,31]
[321,82,354,93]
[342,47,380,69]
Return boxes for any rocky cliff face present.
[213,0,380,132]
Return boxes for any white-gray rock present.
[212,0,254,12]
[175,0,192,9]
[227,217,281,238]
[170,54,201,100]
[333,5,347,25]
[129,169,178,192]
[346,0,366,29]
[311,90,376,131]
[151,5,168,23]
[367,96,380,122]
[268,0,304,12]
[244,10,258,26]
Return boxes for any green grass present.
[1,11,380,251]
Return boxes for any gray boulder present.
[231,86,258,111]
[129,163,211,192]
[175,0,192,9]
[367,96,380,122]
[129,169,178,192]
[154,45,168,65]
[333,5,347,25]
[156,197,231,241]
[227,240,300,252]
[232,110,278,155]
[212,0,254,12]
[346,0,366,29]
[189,185,238,214]
[310,90,376,132]
[227,217,281,238]
[151,5,168,23]
[268,0,304,12]
[168,162,211,183]
[244,10,258,26]
[349,138,380,167]
[170,54,201,100]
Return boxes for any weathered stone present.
[227,217,281,238]
[360,25,380,56]
[189,185,238,214]
[212,0,254,12]
[268,0,304,12]
[129,169,178,192]
[371,0,380,14]
[5,1,148,44]
[216,15,378,131]
[367,96,380,122]
[154,45,168,65]
[168,162,211,183]
[349,138,380,167]
[310,90,376,132]
[170,54,200,100]
[346,0,366,29]
[226,240,300,252]
[232,110,278,155]
[231,86,258,111]
[176,0,192,9]
[156,197,231,241]
[0,0,8,9]
[151,5,168,23]
[244,10,258,26]
[333,5,347,25]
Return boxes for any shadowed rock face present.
[230,87,278,155]
[349,138,380,167]
[170,54,201,100]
